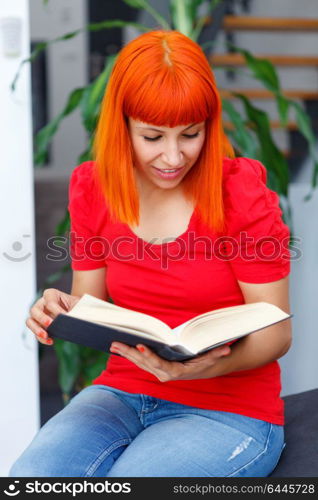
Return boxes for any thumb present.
[59,293,71,312]
[218,345,231,357]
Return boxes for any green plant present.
[17,0,318,402]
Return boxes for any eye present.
[184,132,199,139]
[143,132,199,142]
[143,136,161,142]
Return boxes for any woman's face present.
[128,117,206,190]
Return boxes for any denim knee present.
[9,455,40,477]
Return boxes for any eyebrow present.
[136,123,197,132]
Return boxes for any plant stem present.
[144,3,171,30]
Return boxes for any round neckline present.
[124,206,197,248]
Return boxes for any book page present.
[66,294,172,342]
[175,303,260,331]
[89,322,176,345]
[179,302,290,353]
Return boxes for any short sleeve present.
[68,162,106,271]
[222,157,290,283]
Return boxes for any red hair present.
[93,30,235,233]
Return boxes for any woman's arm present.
[71,267,109,301]
[207,275,292,378]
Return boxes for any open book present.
[47,294,292,361]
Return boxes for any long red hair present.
[93,30,235,233]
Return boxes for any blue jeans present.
[10,384,285,477]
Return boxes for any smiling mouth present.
[152,166,185,173]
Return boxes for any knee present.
[9,452,71,478]
[8,444,67,477]
[9,455,37,477]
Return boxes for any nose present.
[161,141,184,167]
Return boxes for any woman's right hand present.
[26,288,80,345]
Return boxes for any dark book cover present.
[47,314,195,361]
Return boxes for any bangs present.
[122,65,216,127]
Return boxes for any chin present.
[152,177,183,189]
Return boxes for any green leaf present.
[123,0,170,29]
[44,263,71,286]
[276,94,290,127]
[34,116,59,165]
[228,45,280,93]
[290,101,315,144]
[122,0,149,7]
[87,19,150,33]
[170,0,216,38]
[34,87,85,165]
[80,55,116,133]
[191,0,223,41]
[200,39,218,51]
[279,195,294,233]
[54,340,81,398]
[222,99,258,158]
[234,93,289,196]
[11,20,150,92]
[226,43,318,198]
[55,209,70,236]
[80,352,109,387]
[170,0,195,36]
[76,134,94,164]
[77,148,93,164]
[288,100,318,193]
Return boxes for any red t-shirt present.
[68,156,290,425]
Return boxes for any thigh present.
[9,385,143,477]
[106,412,285,477]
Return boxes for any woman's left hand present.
[109,342,231,381]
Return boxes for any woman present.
[10,30,291,477]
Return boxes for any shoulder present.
[68,161,105,217]
[223,156,267,193]
[69,161,98,194]
[222,156,272,214]
[222,156,289,237]
[221,157,290,281]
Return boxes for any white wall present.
[30,0,88,176]
[280,184,318,396]
[0,0,39,476]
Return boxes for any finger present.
[110,342,146,364]
[59,295,71,311]
[135,344,168,370]
[42,289,69,318]
[30,298,54,329]
[134,344,182,381]
[214,345,231,357]
[110,342,168,380]
[26,317,54,345]
[111,343,162,369]
[197,346,231,361]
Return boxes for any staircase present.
[212,15,318,32]
[202,7,318,180]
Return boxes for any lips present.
[153,166,185,171]
[151,165,185,180]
